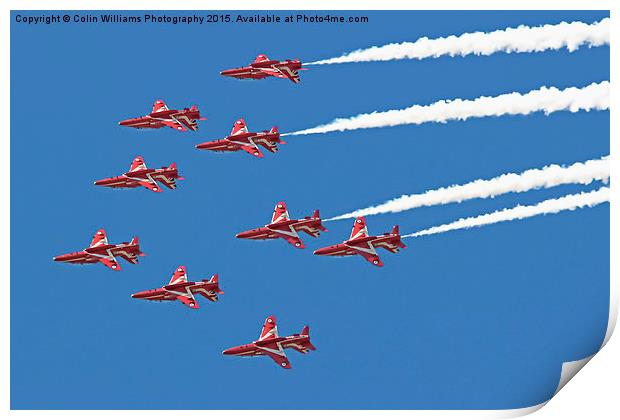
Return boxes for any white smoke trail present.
[284,81,609,136]
[402,187,609,238]
[327,156,609,221]
[307,18,609,65]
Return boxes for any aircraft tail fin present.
[130,237,145,255]
[269,126,285,144]
[168,162,177,171]
[312,210,328,232]
[300,325,317,351]
[391,225,407,248]
[208,273,224,294]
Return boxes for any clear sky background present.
[11,10,609,409]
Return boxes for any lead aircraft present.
[222,315,316,369]
[220,54,306,84]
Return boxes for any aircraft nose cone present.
[222,348,233,355]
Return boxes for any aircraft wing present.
[161,119,186,132]
[177,295,200,309]
[357,250,384,267]
[261,66,300,83]
[254,138,278,153]
[203,293,219,302]
[270,227,304,249]
[90,229,108,247]
[240,144,264,158]
[349,218,369,240]
[274,66,301,83]
[173,115,198,132]
[98,256,121,271]
[136,179,162,193]
[259,343,292,369]
[283,342,314,354]
[231,119,249,136]
[282,234,305,249]
[291,221,322,238]
[259,316,279,340]
[347,241,384,267]
[153,175,177,190]
[118,253,139,264]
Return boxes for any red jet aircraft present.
[222,315,316,369]
[53,229,144,271]
[131,265,223,310]
[236,201,327,248]
[220,54,306,84]
[196,118,284,158]
[313,217,406,267]
[94,156,184,193]
[118,99,206,131]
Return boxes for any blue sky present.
[11,10,609,409]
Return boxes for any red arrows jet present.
[236,201,327,249]
[314,217,406,267]
[222,315,316,369]
[196,118,284,158]
[94,156,184,193]
[131,265,223,310]
[53,229,144,271]
[118,99,206,131]
[220,54,306,84]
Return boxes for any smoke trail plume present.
[307,18,609,65]
[284,81,609,136]
[402,187,609,238]
[327,156,609,221]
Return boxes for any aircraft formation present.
[54,53,408,369]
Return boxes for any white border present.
[2,1,616,418]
